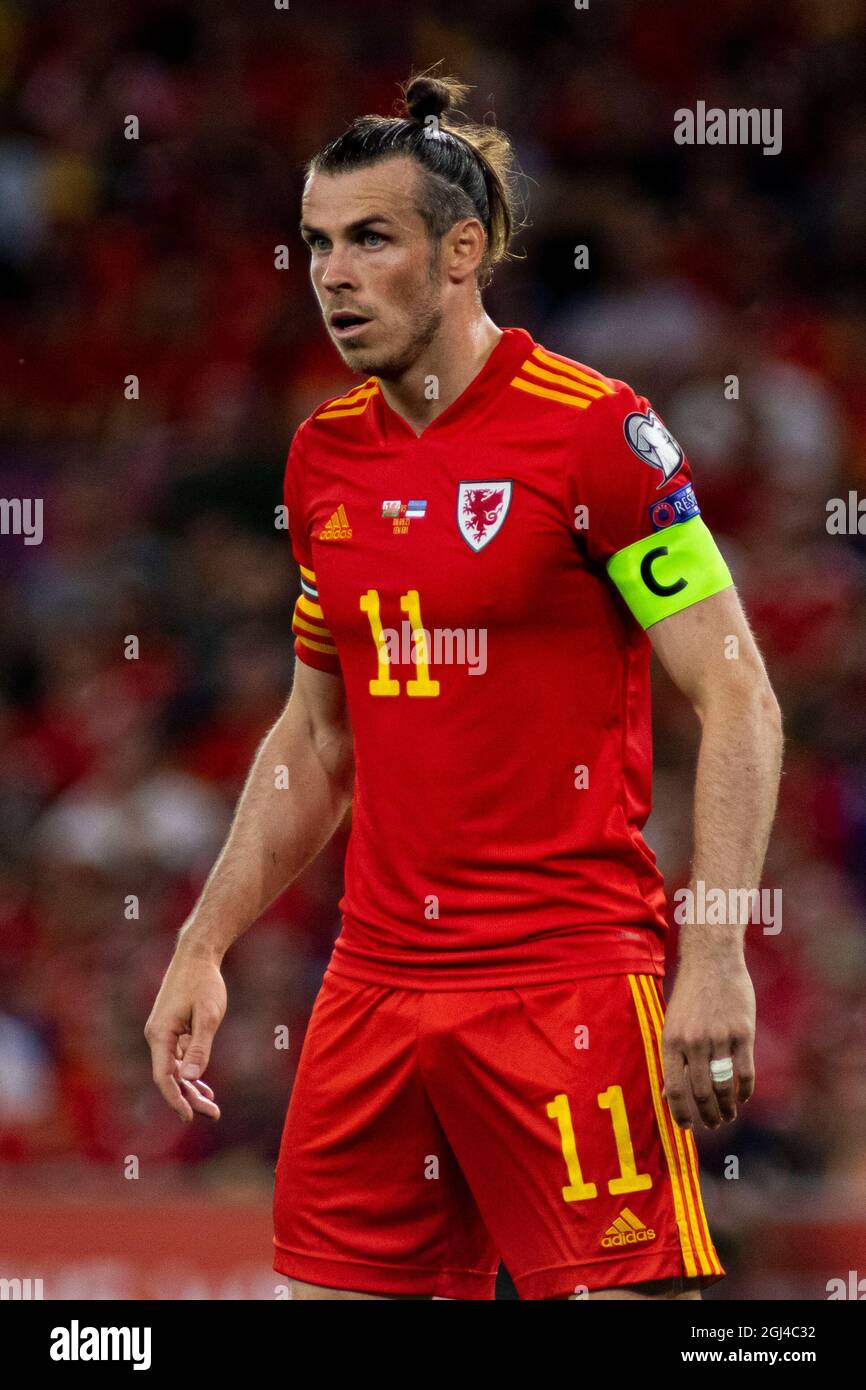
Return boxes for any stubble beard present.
[333,245,444,380]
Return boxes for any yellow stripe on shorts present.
[628,974,699,1278]
[645,977,724,1276]
[639,975,720,1276]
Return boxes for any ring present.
[710,1057,734,1085]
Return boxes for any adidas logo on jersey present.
[600,1208,656,1248]
[318,505,352,540]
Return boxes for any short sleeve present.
[283,426,342,675]
[566,381,733,629]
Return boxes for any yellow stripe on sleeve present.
[297,593,325,621]
[293,611,333,639]
[296,634,339,655]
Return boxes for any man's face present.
[301,156,445,379]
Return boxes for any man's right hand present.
[145,944,227,1123]
[143,665,354,1125]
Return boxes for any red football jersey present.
[283,326,731,989]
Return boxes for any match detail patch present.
[606,516,733,628]
[648,481,700,531]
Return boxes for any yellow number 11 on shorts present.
[546,1086,652,1201]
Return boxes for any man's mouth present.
[330,311,373,340]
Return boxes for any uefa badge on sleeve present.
[456,481,513,552]
[623,409,684,487]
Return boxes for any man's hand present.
[660,957,756,1130]
[142,665,353,1125]
[145,944,227,1123]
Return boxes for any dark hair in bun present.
[403,73,461,124]
[306,65,524,290]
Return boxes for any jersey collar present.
[371,326,534,443]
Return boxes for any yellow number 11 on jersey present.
[360,588,440,698]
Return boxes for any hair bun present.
[404,75,453,123]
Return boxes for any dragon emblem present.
[456,481,512,552]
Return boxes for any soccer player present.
[146,71,783,1300]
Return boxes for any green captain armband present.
[606,516,733,629]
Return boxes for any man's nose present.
[320,246,357,292]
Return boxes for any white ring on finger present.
[709,1057,734,1085]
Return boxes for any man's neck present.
[376,313,503,437]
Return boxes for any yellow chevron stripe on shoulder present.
[531,346,615,394]
[314,379,379,420]
[509,346,618,413]
[510,376,593,410]
[520,358,607,400]
[322,378,378,407]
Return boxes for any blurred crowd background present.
[1,0,866,1298]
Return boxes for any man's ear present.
[444,217,486,283]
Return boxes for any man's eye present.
[363,231,385,246]
[310,237,329,252]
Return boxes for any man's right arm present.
[144,661,353,1121]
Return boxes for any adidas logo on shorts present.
[600,1207,657,1248]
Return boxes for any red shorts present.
[273,970,725,1300]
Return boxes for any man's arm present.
[647,585,784,1130]
[144,661,353,1122]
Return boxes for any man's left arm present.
[647,585,784,1131]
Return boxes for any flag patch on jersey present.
[457,481,512,552]
[381,499,427,534]
[648,481,700,531]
